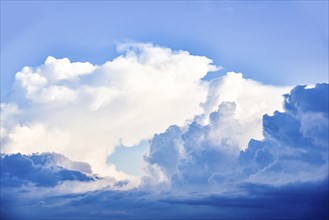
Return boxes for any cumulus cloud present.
[200,72,291,149]
[143,83,329,190]
[2,43,290,179]
[1,43,217,177]
[137,71,290,191]
[241,84,329,185]
[1,43,328,219]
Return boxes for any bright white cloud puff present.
[1,43,217,177]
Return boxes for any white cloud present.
[200,72,291,149]
[1,43,292,182]
[1,43,216,177]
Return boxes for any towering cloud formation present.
[143,83,328,191]
[1,43,289,178]
[1,43,327,219]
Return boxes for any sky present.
[1,1,328,100]
[1,1,328,220]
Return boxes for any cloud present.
[138,72,291,190]
[1,70,328,220]
[142,83,329,190]
[200,72,291,149]
[1,43,217,177]
[1,178,328,220]
[2,43,327,219]
[1,153,94,187]
[241,83,329,185]
[2,43,290,179]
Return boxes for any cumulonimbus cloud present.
[1,43,327,220]
[1,43,289,180]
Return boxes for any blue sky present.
[1,1,328,219]
[1,1,328,101]
[107,140,149,175]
